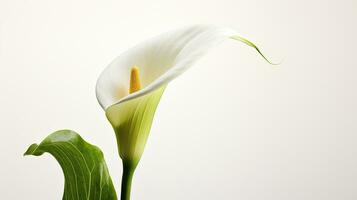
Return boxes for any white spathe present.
[96,25,247,110]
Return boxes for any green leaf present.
[24,130,117,200]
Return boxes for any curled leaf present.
[24,130,117,200]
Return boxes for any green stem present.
[121,161,136,200]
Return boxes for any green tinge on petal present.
[105,86,166,167]
[231,35,278,65]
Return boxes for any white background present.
[0,0,356,199]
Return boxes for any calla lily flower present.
[96,24,272,200]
